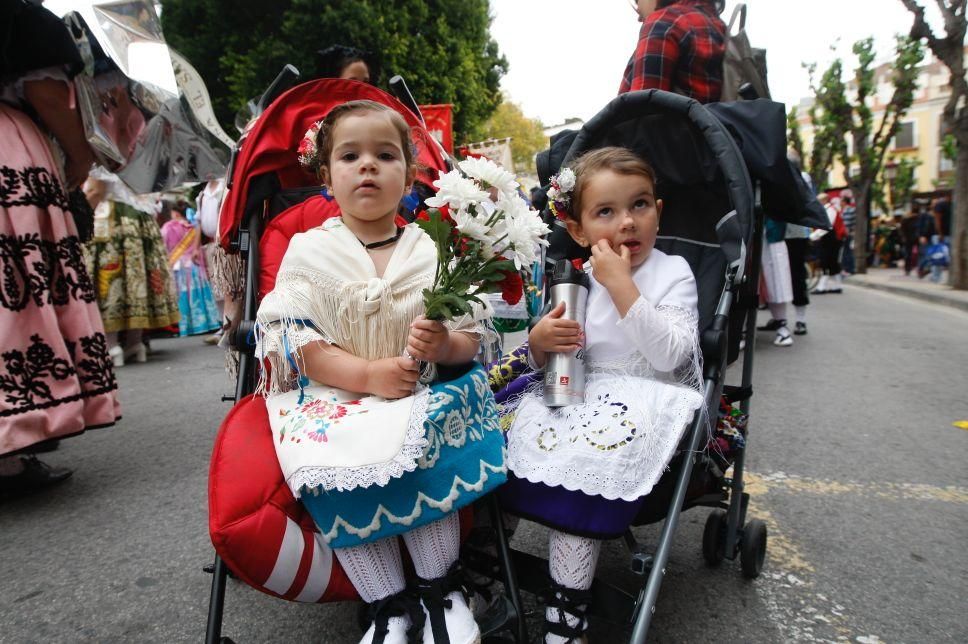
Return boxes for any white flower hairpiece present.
[547,167,576,220]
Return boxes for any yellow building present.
[796,48,964,194]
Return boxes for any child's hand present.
[528,302,583,368]
[365,356,420,399]
[406,315,451,363]
[589,239,632,291]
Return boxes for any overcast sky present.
[489,0,942,126]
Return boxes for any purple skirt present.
[499,473,646,539]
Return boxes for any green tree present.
[786,105,805,168]
[874,156,921,213]
[900,0,967,287]
[474,98,547,172]
[811,37,923,274]
[802,59,851,191]
[160,0,507,139]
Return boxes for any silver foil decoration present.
[49,0,229,194]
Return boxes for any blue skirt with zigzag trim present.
[300,364,506,548]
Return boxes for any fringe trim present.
[318,455,508,543]
[287,386,432,497]
[210,244,245,300]
[254,267,432,396]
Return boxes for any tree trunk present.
[951,143,968,289]
[853,179,872,274]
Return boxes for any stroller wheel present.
[740,519,768,578]
[702,510,727,566]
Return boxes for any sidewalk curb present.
[846,277,968,312]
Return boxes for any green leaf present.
[416,210,455,250]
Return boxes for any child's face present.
[567,169,662,267]
[324,111,412,226]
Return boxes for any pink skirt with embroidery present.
[0,104,121,455]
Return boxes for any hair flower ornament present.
[547,167,575,220]
[297,120,324,172]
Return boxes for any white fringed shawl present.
[255,217,486,393]
[254,218,433,393]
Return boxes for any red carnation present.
[498,269,524,306]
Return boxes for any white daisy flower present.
[426,170,490,212]
[458,157,519,196]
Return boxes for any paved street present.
[2,284,967,643]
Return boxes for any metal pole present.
[629,288,734,642]
[487,496,529,644]
[204,556,229,644]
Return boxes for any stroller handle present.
[255,65,301,115]
[388,75,424,123]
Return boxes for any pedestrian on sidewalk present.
[0,1,121,497]
[811,193,845,294]
[914,202,937,279]
[839,190,856,274]
[900,207,920,275]
[783,150,812,335]
[758,217,795,346]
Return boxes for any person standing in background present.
[195,178,226,345]
[315,44,378,84]
[839,190,856,275]
[0,0,120,496]
[784,150,812,335]
[161,201,221,337]
[83,175,180,366]
[811,193,845,294]
[619,0,727,103]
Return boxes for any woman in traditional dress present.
[0,0,121,496]
[83,174,180,365]
[160,201,221,337]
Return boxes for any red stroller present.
[205,76,525,643]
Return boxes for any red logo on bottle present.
[559,376,570,385]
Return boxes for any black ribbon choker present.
[358,227,404,250]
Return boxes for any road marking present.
[747,470,968,504]
[954,420,968,430]
[742,470,919,643]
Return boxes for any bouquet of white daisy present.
[416,157,551,321]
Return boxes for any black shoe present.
[30,438,60,454]
[757,318,786,332]
[794,321,807,335]
[0,456,73,498]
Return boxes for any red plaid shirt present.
[619,0,726,104]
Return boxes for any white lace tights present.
[333,513,462,603]
[546,530,601,644]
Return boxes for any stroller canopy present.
[218,78,447,250]
[547,90,754,280]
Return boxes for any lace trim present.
[317,455,508,542]
[506,379,704,501]
[289,387,432,496]
[257,324,330,360]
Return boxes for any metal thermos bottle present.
[543,259,589,407]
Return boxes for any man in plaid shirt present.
[619,0,727,104]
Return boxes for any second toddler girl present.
[502,147,705,643]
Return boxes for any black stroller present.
[460,89,828,643]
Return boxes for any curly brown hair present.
[568,147,657,221]
[314,100,414,183]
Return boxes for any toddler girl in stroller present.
[253,99,505,644]
[501,147,704,643]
